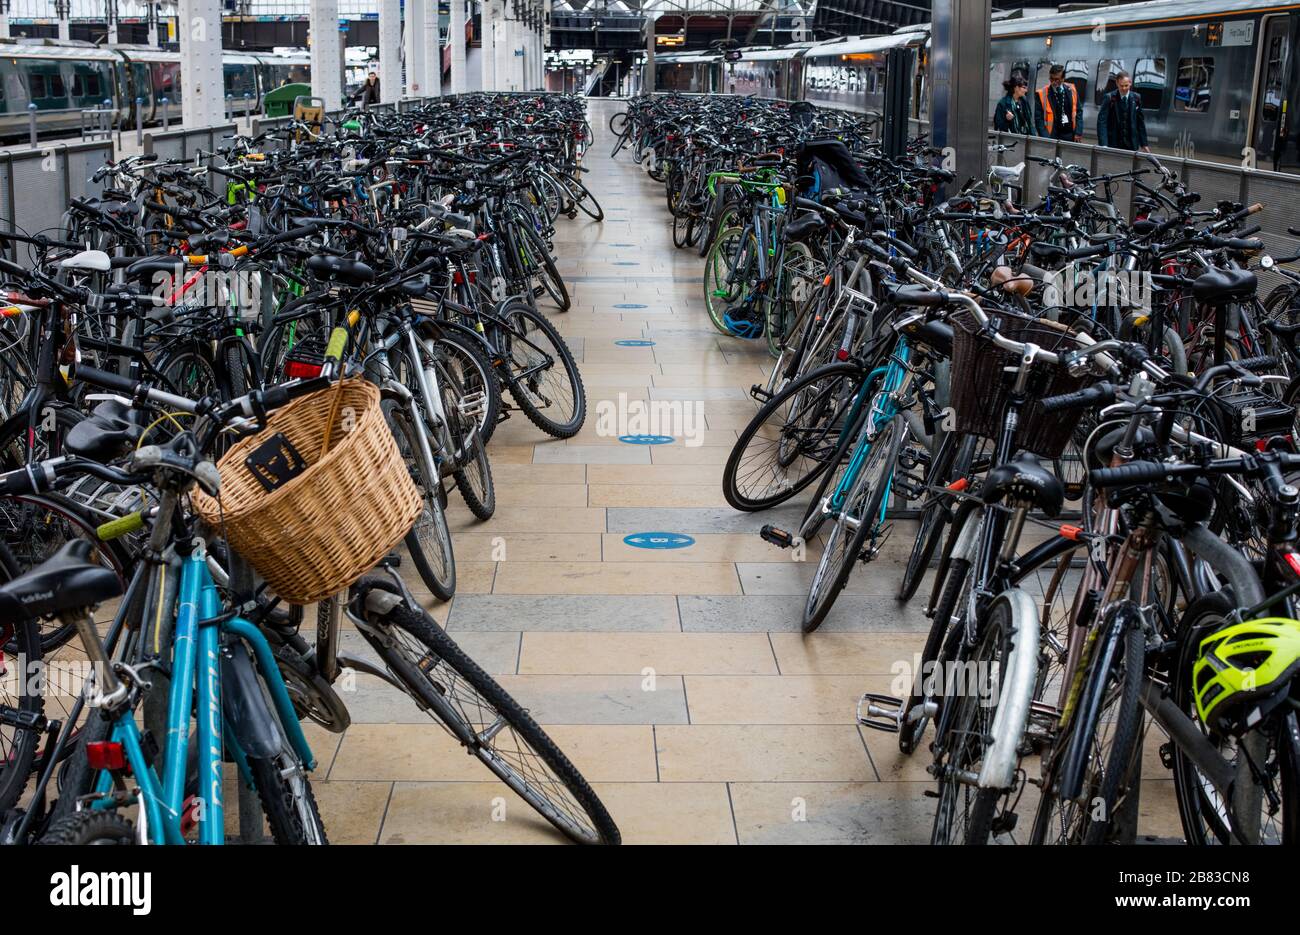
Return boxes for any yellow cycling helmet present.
[1193,617,1300,735]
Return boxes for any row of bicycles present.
[0,92,623,845]
[622,93,1300,844]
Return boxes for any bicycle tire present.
[1030,623,1145,845]
[383,399,456,601]
[249,752,328,845]
[499,305,586,439]
[39,809,135,845]
[354,578,620,845]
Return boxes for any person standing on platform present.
[993,75,1035,135]
[1096,71,1149,152]
[1035,64,1082,142]
[354,72,382,108]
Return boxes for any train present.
[653,0,1300,171]
[0,38,310,141]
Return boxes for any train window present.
[1262,35,1286,121]
[1095,59,1125,104]
[1132,57,1166,110]
[1174,57,1213,113]
[989,61,1009,102]
[1065,60,1089,100]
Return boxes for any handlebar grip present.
[1065,242,1110,260]
[0,257,27,278]
[76,364,140,397]
[1233,355,1279,373]
[324,326,349,362]
[0,465,40,497]
[97,510,145,541]
[1090,460,1191,488]
[1040,381,1116,414]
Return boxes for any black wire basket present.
[950,306,1093,459]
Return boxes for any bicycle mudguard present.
[221,641,284,761]
[1055,600,1137,801]
[977,588,1040,791]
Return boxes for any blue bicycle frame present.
[92,547,315,845]
[828,336,912,527]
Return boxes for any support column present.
[643,13,656,95]
[451,0,467,94]
[146,1,158,46]
[0,0,10,41]
[931,0,990,190]
[493,3,510,92]
[425,0,442,97]
[405,0,425,98]
[482,0,500,91]
[379,0,402,104]
[310,0,343,111]
[178,0,225,127]
[55,0,70,41]
[106,0,119,44]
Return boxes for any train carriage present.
[653,0,1300,172]
[0,38,312,143]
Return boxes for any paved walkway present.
[293,98,1184,845]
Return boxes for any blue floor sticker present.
[613,261,639,266]
[623,532,695,550]
[614,339,655,346]
[614,303,648,309]
[619,434,674,445]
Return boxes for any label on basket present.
[244,432,308,493]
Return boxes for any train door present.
[1255,13,1298,170]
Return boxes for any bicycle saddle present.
[306,254,375,286]
[991,162,1024,184]
[124,256,184,283]
[784,212,826,241]
[1192,268,1256,304]
[982,454,1064,518]
[899,317,953,357]
[0,539,122,621]
[60,250,111,274]
[66,398,146,462]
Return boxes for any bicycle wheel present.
[517,223,571,312]
[723,361,862,512]
[354,579,621,845]
[1030,622,1144,845]
[0,579,41,815]
[434,329,501,445]
[703,226,755,334]
[249,750,328,845]
[40,810,135,845]
[498,304,586,439]
[564,174,604,221]
[1171,591,1299,845]
[802,416,901,633]
[897,433,980,603]
[383,399,456,601]
[929,597,1016,845]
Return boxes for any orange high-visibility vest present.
[1037,82,1078,135]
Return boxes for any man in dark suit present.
[1034,64,1083,142]
[1096,71,1149,152]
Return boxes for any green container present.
[262,82,312,118]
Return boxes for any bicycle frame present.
[90,547,313,845]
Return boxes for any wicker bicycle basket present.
[950,307,1093,459]
[192,378,422,605]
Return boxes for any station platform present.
[291,99,1185,845]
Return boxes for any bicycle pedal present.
[1158,741,1175,771]
[759,524,795,549]
[377,552,403,569]
[856,691,904,733]
[749,384,773,403]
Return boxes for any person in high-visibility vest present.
[1034,64,1083,142]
